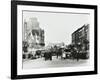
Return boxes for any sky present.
[23,11,90,45]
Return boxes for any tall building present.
[72,24,89,45]
[71,24,89,58]
[23,19,28,41]
[23,17,45,49]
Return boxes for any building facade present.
[23,18,45,59]
[71,24,89,59]
[23,17,45,48]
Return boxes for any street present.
[23,56,89,69]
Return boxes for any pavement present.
[23,56,89,69]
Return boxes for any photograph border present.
[11,0,98,79]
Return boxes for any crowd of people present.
[22,41,89,61]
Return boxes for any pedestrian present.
[62,49,66,59]
[44,52,47,61]
[76,50,79,61]
[56,50,59,59]
[63,52,66,59]
[49,51,52,61]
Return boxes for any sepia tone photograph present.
[22,10,90,69]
